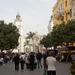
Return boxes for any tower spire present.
[16,13,22,22]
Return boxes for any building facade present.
[24,33,43,53]
[52,0,75,25]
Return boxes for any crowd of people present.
[13,51,43,71]
[0,50,59,75]
[0,46,74,75]
[12,50,58,75]
[0,52,10,65]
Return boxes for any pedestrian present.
[29,52,35,71]
[0,57,4,65]
[43,51,48,75]
[20,53,25,70]
[13,53,20,71]
[25,53,30,69]
[36,51,42,69]
[46,52,57,75]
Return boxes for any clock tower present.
[14,13,23,53]
[15,13,22,34]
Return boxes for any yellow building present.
[51,0,75,46]
[53,0,75,25]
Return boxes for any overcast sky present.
[0,0,56,36]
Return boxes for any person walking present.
[46,52,57,75]
[20,53,25,70]
[36,51,42,69]
[29,52,35,71]
[13,53,20,71]
[43,51,48,75]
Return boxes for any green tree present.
[40,34,52,48]
[0,21,20,52]
[63,21,75,44]
[50,20,75,46]
[40,20,75,47]
[51,22,65,45]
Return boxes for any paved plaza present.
[0,62,71,75]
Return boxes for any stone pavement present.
[56,63,71,75]
[0,62,71,75]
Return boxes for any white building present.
[24,33,43,53]
[13,13,24,53]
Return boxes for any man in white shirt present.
[46,52,57,75]
[20,53,25,70]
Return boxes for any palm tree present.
[26,32,36,51]
[26,32,35,39]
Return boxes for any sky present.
[0,0,57,36]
